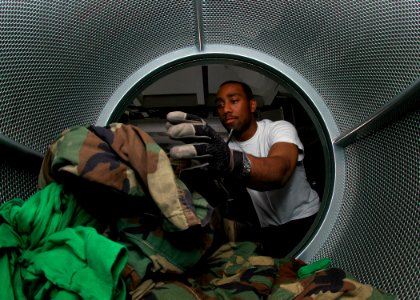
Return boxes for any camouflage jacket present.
[39,123,213,232]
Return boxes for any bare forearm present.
[246,154,295,191]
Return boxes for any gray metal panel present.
[313,110,420,298]
[202,0,420,133]
[0,161,39,204]
[0,0,196,154]
[1,0,419,298]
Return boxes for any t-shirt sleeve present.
[268,121,305,160]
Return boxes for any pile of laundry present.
[0,123,395,299]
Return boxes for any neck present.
[236,119,257,142]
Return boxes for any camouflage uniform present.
[37,123,396,299]
[133,242,396,300]
[39,123,215,291]
[39,123,213,232]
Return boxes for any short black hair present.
[219,80,254,101]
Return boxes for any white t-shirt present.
[229,119,320,227]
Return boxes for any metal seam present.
[194,0,204,51]
[0,133,43,159]
[334,78,420,147]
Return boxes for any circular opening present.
[115,58,333,257]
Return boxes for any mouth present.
[224,117,236,126]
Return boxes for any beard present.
[223,114,253,139]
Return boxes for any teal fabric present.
[0,182,128,300]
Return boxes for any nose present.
[222,101,232,115]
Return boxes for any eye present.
[216,101,224,109]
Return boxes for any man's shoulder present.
[258,119,296,130]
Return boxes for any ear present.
[250,98,257,113]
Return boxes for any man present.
[166,81,320,257]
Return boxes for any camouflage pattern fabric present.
[38,123,213,232]
[38,123,217,293]
[130,242,396,300]
[116,190,215,292]
[270,260,396,300]
[36,124,396,299]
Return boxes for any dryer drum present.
[0,1,418,298]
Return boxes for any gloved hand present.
[166,111,250,178]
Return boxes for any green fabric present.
[0,182,128,300]
[26,226,127,300]
[297,257,332,278]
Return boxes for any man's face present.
[215,83,256,135]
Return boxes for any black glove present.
[166,111,250,178]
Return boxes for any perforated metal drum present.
[1,1,418,297]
